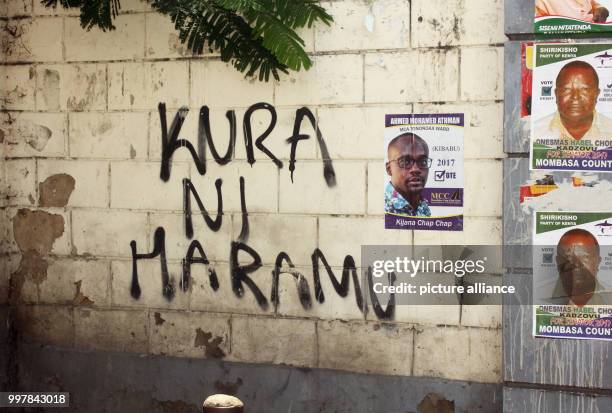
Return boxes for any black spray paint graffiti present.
[130,103,394,320]
[183,178,223,238]
[158,102,335,185]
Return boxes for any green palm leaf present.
[215,0,333,70]
[152,0,289,80]
[39,0,333,81]
[80,0,122,30]
[41,0,83,7]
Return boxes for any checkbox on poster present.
[435,170,445,181]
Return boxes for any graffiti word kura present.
[129,102,394,320]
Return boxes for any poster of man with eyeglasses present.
[384,114,464,231]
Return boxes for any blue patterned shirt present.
[384,182,431,217]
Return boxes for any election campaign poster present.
[530,43,612,173]
[533,211,612,341]
[384,114,464,231]
[535,0,612,34]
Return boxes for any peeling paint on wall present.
[417,392,455,413]
[73,280,94,306]
[194,328,226,359]
[38,173,76,207]
[10,209,65,302]
[154,312,165,326]
[13,209,64,254]
[0,113,54,153]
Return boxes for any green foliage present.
[41,0,82,7]
[151,0,289,81]
[42,0,332,81]
[41,0,120,30]
[214,0,333,71]
[80,0,122,30]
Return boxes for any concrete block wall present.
[1,0,505,390]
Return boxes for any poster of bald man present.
[533,211,612,341]
[535,0,612,34]
[384,114,464,231]
[530,43,612,172]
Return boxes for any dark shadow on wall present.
[16,343,501,413]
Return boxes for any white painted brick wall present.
[411,0,504,47]
[229,316,317,367]
[36,64,107,111]
[108,61,189,110]
[318,320,414,375]
[365,50,459,103]
[367,161,385,215]
[110,161,188,210]
[145,13,193,59]
[461,47,504,101]
[69,112,149,159]
[317,105,412,160]
[231,214,318,266]
[414,326,501,383]
[1,112,67,158]
[1,65,36,110]
[275,54,363,106]
[316,0,411,51]
[65,15,145,62]
[464,160,503,217]
[4,159,36,205]
[192,60,275,109]
[279,161,367,215]
[2,0,505,385]
[2,18,63,62]
[72,210,147,257]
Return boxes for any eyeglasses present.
[388,155,432,169]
